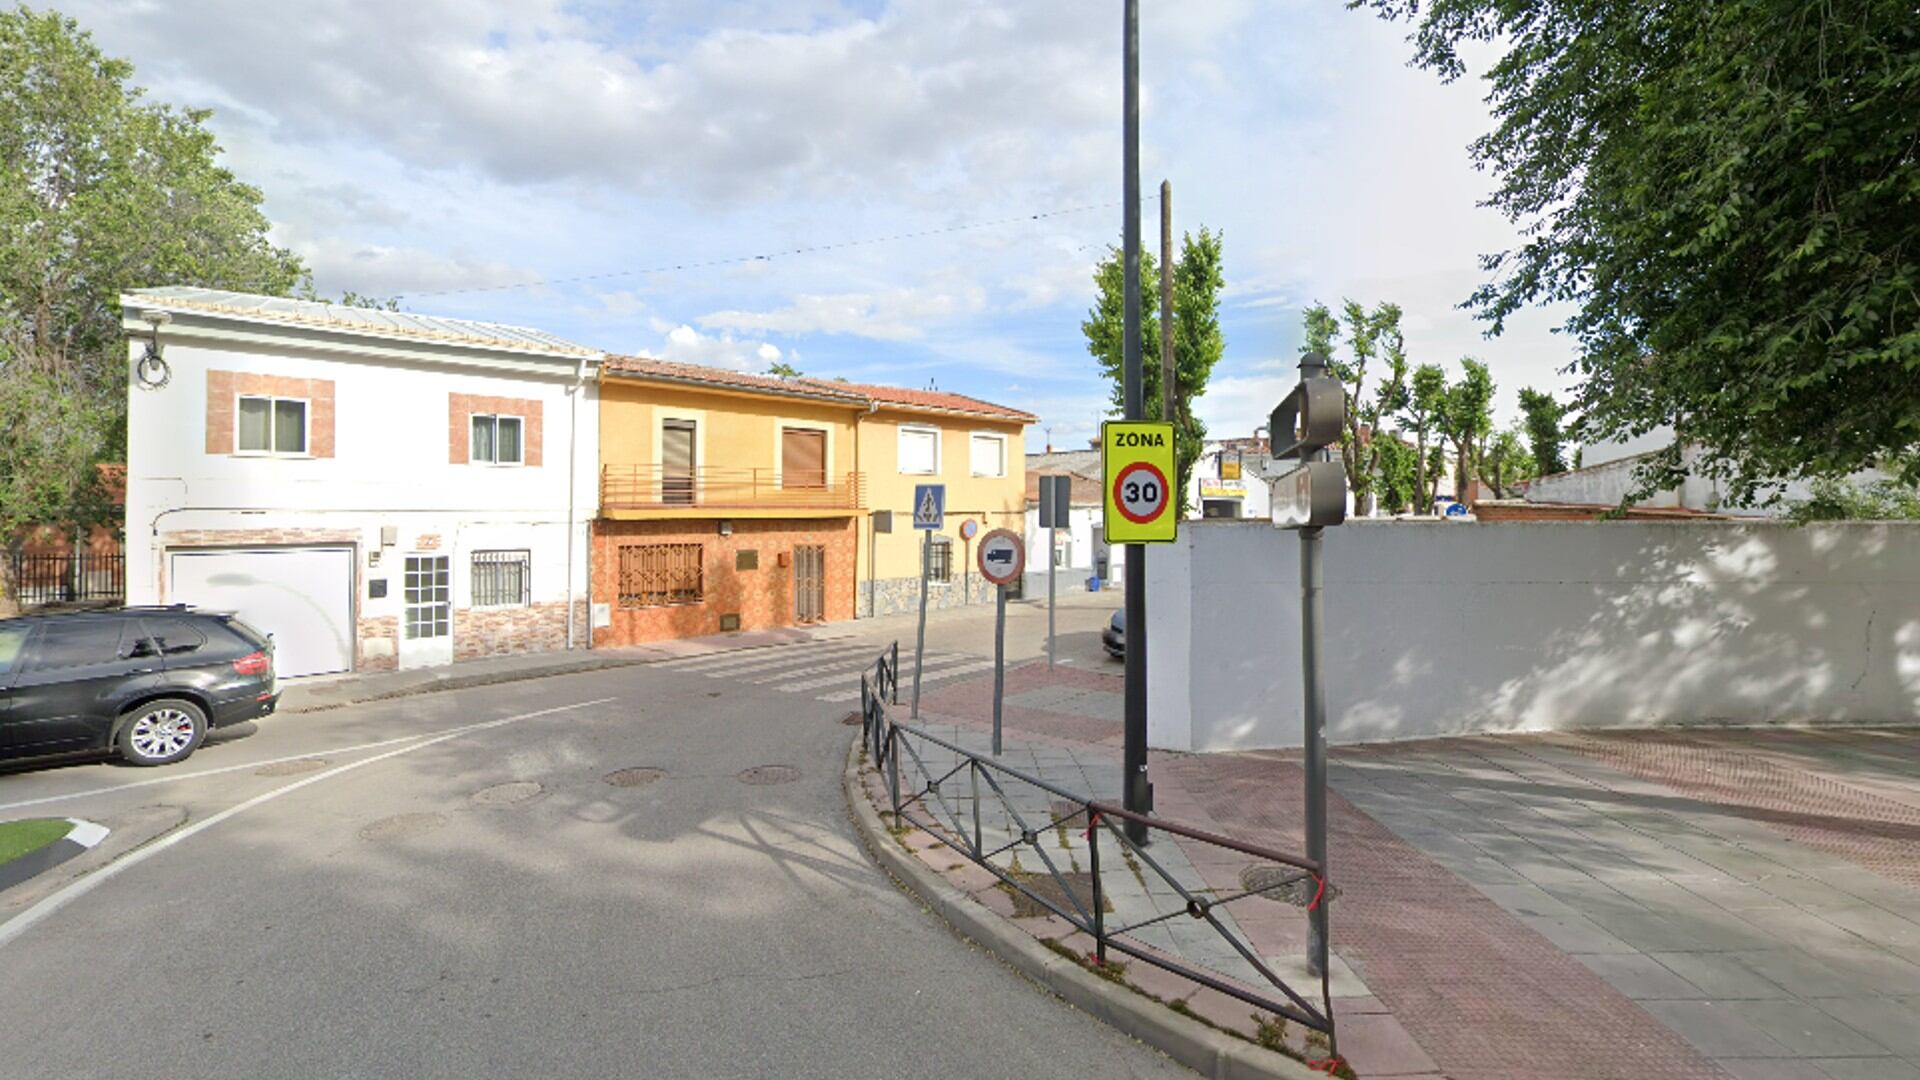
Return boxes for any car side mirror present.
[124,640,159,660]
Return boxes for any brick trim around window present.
[449,393,544,465]
[205,371,336,457]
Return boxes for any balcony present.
[601,464,866,518]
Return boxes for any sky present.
[61,0,1581,451]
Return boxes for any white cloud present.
[699,284,985,341]
[648,323,782,371]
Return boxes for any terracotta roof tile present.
[797,378,1035,422]
[601,356,867,402]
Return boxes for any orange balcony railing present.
[601,464,866,513]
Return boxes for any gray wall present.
[1148,519,1920,751]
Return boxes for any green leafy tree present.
[1083,227,1227,511]
[1436,359,1495,503]
[1371,434,1420,514]
[1481,427,1538,498]
[0,4,306,549]
[1303,300,1409,514]
[766,360,802,378]
[1786,478,1920,523]
[1517,387,1567,475]
[1354,0,1920,503]
[1403,363,1448,510]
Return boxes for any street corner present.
[0,805,185,917]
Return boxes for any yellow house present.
[591,359,1034,644]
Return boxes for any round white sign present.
[1112,461,1170,525]
[975,528,1025,586]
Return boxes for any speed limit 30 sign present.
[1102,421,1177,543]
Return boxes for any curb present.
[841,736,1323,1080]
[0,819,110,895]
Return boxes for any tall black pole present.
[1121,0,1151,843]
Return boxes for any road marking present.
[649,640,864,671]
[0,697,615,952]
[817,659,997,701]
[780,654,975,693]
[744,652,934,685]
[654,642,873,676]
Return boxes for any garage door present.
[168,548,355,677]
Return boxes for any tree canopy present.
[1355,0,1920,503]
[1,3,307,540]
[1517,387,1567,476]
[1083,227,1226,511]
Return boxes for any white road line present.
[690,648,883,680]
[745,652,936,686]
[779,654,975,693]
[0,697,615,952]
[651,641,862,672]
[817,659,997,701]
[658,643,871,676]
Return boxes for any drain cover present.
[602,767,666,787]
[254,757,329,777]
[1240,863,1339,908]
[358,813,448,841]
[470,781,543,806]
[736,765,801,785]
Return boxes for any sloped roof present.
[1026,470,1104,507]
[124,287,599,358]
[601,356,868,404]
[797,377,1035,422]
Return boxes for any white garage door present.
[169,548,355,677]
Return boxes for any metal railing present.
[857,644,1336,1050]
[601,464,865,512]
[8,551,126,607]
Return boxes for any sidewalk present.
[872,657,1920,1079]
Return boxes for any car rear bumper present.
[1101,630,1124,657]
[209,689,279,728]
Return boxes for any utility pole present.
[1121,0,1152,843]
[1160,180,1175,428]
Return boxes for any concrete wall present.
[1149,519,1920,751]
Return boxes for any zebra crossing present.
[649,639,992,703]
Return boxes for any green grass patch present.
[0,819,73,866]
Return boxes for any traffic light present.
[1267,352,1348,528]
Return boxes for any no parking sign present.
[1101,421,1177,543]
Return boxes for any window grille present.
[928,537,953,582]
[472,550,531,607]
[619,543,704,607]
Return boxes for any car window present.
[25,620,129,672]
[144,617,208,656]
[0,625,30,675]
[219,617,270,650]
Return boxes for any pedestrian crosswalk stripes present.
[647,637,995,703]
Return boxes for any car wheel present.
[117,699,207,767]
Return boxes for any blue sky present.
[68,0,1578,451]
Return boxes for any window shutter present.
[898,427,937,474]
[782,429,826,489]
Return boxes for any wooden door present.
[793,545,825,623]
[781,429,826,489]
[662,420,696,505]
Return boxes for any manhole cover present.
[841,711,864,726]
[358,813,448,841]
[602,767,666,787]
[736,765,801,785]
[1240,863,1339,908]
[254,757,329,777]
[470,781,543,807]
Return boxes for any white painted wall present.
[1149,519,1920,751]
[1023,505,1124,595]
[123,320,598,656]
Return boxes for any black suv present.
[0,607,278,768]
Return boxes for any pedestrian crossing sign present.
[913,483,945,530]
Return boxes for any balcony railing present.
[601,464,866,513]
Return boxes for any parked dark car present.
[0,606,278,768]
[1103,609,1125,660]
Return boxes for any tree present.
[1436,359,1494,503]
[1517,387,1567,476]
[1481,428,1538,498]
[0,4,306,544]
[766,360,802,378]
[1302,300,1409,515]
[1355,0,1920,504]
[1786,478,1920,523]
[1403,363,1448,510]
[1083,227,1227,511]
[1372,434,1420,514]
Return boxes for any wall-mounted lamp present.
[718,520,734,537]
[134,310,172,389]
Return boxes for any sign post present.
[1265,352,1347,978]
[911,483,945,719]
[976,528,1025,756]
[1102,419,1176,844]
[1037,476,1070,670]
[959,517,979,604]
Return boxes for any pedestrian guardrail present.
[856,643,1336,1052]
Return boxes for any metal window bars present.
[858,643,1336,1054]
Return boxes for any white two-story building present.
[121,287,601,677]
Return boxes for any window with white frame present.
[969,432,1007,477]
[470,414,523,465]
[897,425,939,475]
[471,550,531,607]
[237,396,308,455]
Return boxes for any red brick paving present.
[1560,729,1920,891]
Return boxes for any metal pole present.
[1160,179,1175,426]
[1120,0,1151,845]
[992,585,1007,756]
[1301,524,1329,976]
[1047,523,1058,669]
[912,528,931,719]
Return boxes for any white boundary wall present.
[1148,519,1920,751]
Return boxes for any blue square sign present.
[912,483,945,530]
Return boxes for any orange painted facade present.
[591,517,856,645]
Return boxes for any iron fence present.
[857,643,1336,1052]
[8,551,125,607]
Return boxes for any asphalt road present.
[0,608,1179,1079]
